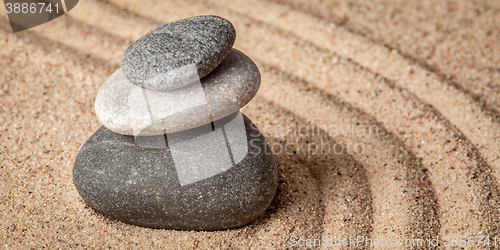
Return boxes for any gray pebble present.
[96,49,261,135]
[73,113,277,230]
[122,15,236,91]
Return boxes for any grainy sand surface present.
[1,0,500,249]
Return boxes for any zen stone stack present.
[73,15,277,230]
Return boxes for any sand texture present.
[1,0,500,249]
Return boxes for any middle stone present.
[96,49,260,136]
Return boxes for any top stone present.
[122,15,236,91]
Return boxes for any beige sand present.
[1,0,499,249]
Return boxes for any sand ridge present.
[1,0,499,249]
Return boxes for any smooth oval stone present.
[122,15,236,91]
[73,113,277,230]
[96,49,261,135]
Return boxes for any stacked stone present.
[73,16,277,231]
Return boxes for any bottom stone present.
[73,112,277,230]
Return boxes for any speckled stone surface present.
[73,113,277,230]
[122,15,236,91]
[96,49,261,135]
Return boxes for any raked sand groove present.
[230,12,499,243]
[254,68,440,249]
[204,0,500,195]
[276,0,500,118]
[202,0,500,244]
[246,97,375,250]
[1,0,500,249]
[206,0,500,190]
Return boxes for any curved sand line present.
[1,0,500,248]
[202,0,500,241]
[255,64,440,247]
[275,0,500,117]
[244,98,374,250]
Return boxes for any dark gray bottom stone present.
[73,113,277,230]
